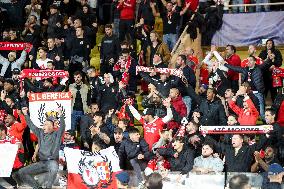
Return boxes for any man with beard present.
[251,146,280,173]
[100,24,120,75]
[192,141,224,173]
[186,85,227,126]
[69,71,90,131]
[259,39,283,102]
[264,108,284,162]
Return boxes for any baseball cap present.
[268,163,284,175]
[65,130,76,137]
[143,108,155,116]
[115,171,129,185]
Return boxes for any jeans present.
[254,92,265,120]
[71,110,84,131]
[232,0,244,13]
[119,19,134,42]
[163,34,177,51]
[18,160,59,188]
[113,18,120,37]
[130,159,147,183]
[255,0,270,12]
[182,96,192,117]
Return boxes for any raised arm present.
[22,107,41,137]
[150,2,160,17]
[162,98,173,123]
[128,105,142,122]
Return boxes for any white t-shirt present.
[36,58,52,70]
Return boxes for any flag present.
[0,144,18,177]
[64,146,120,189]
[28,92,72,130]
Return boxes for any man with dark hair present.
[13,107,65,189]
[34,47,53,69]
[225,44,241,92]
[186,85,227,126]
[69,27,90,77]
[100,24,121,75]
[118,127,151,183]
[229,174,251,189]
[69,71,90,131]
[175,54,196,116]
[264,108,284,162]
[157,136,195,174]
[128,98,173,150]
[223,55,271,120]
[192,141,224,173]
[47,38,64,70]
[259,39,283,102]
[251,145,280,173]
[145,31,171,66]
[80,103,99,149]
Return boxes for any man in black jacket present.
[186,85,227,126]
[223,55,270,120]
[265,108,284,163]
[176,54,196,116]
[118,127,151,182]
[157,136,195,174]
[100,24,120,75]
[208,134,268,172]
[259,39,283,102]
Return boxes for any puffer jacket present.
[186,85,227,126]
[224,60,271,93]
[157,146,195,174]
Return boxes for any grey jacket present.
[25,115,65,161]
[0,50,27,76]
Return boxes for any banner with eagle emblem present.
[28,92,71,130]
[64,146,121,189]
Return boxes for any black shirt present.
[161,11,179,34]
[73,85,84,111]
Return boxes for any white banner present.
[199,125,273,135]
[0,144,18,177]
[64,146,120,188]
[29,92,71,130]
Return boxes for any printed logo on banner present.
[38,102,66,127]
[29,92,71,130]
[78,151,114,188]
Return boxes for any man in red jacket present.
[167,88,187,132]
[225,45,241,92]
[117,0,136,42]
[4,112,27,141]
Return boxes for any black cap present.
[12,68,21,75]
[143,108,155,116]
[65,130,76,136]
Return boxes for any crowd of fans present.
[0,0,284,188]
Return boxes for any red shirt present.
[225,54,241,81]
[117,0,136,20]
[139,117,165,150]
[241,57,263,68]
[184,0,199,12]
